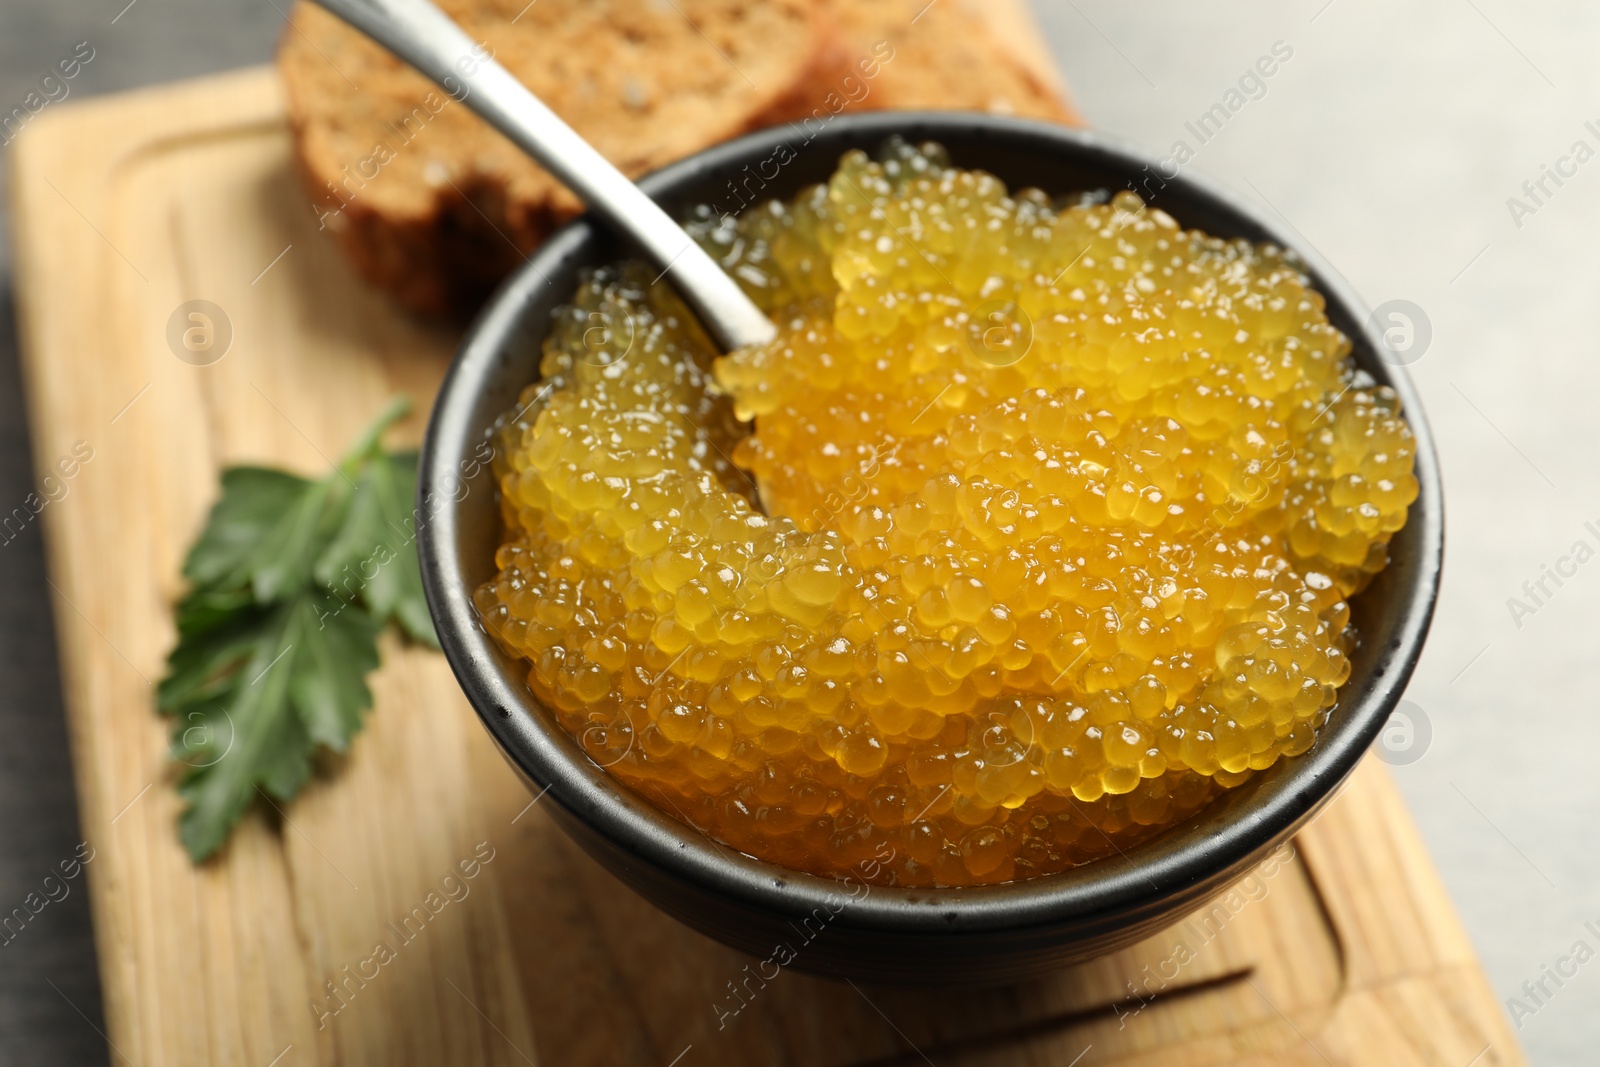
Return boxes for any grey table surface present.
[0,1,1592,1064]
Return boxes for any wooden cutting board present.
[8,13,1522,1067]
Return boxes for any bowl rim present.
[418,111,1444,935]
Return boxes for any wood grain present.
[7,17,1523,1067]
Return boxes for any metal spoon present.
[308,0,778,352]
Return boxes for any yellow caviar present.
[476,140,1418,887]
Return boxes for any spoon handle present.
[308,0,776,351]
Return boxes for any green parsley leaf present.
[315,449,437,647]
[182,467,333,602]
[159,397,434,861]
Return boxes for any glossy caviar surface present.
[476,141,1418,887]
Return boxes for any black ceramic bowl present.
[417,112,1443,984]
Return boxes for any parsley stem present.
[338,395,413,476]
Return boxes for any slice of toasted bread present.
[279,0,1079,317]
[824,0,1081,124]
[280,0,839,314]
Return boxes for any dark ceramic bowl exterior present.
[417,113,1443,984]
